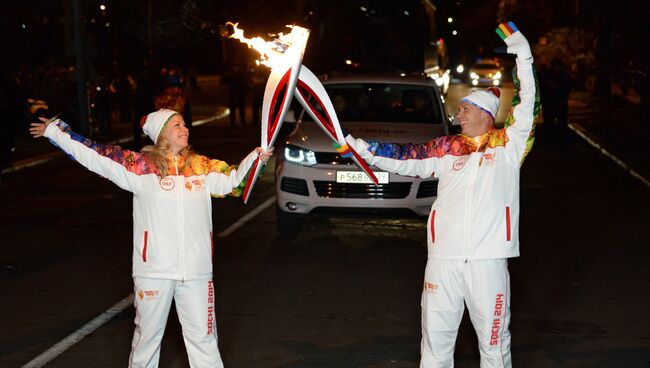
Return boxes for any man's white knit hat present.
[460,87,501,119]
[141,109,178,144]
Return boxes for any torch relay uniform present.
[346,27,538,368]
[43,117,259,368]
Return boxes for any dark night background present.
[1,0,647,102]
[1,1,649,367]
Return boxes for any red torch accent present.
[348,147,379,185]
[242,158,261,203]
[267,69,292,146]
[296,80,337,139]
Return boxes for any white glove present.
[345,134,370,153]
[497,22,533,63]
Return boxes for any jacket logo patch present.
[138,289,159,301]
[185,178,205,192]
[424,282,439,293]
[160,177,174,191]
[453,157,466,171]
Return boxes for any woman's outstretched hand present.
[29,117,55,138]
[256,147,274,163]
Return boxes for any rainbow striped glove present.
[332,142,354,158]
[496,22,532,63]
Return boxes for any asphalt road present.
[1,83,649,368]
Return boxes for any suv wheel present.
[276,206,304,238]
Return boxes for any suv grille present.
[313,181,412,199]
[315,152,354,165]
[281,177,309,196]
[416,180,438,198]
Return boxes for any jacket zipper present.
[174,155,186,281]
[465,146,481,262]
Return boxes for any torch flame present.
[226,22,309,69]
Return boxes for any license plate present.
[336,171,389,184]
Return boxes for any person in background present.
[223,61,249,126]
[539,57,572,141]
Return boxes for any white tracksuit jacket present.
[347,59,537,261]
[44,121,258,280]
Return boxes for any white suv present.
[274,73,450,234]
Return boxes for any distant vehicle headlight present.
[493,72,502,79]
[470,72,479,79]
[456,64,464,74]
[284,145,317,166]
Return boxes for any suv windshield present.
[302,83,442,124]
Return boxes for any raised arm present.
[497,22,540,165]
[31,117,152,192]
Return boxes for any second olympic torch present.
[228,23,378,203]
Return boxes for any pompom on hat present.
[141,109,179,144]
[460,87,501,119]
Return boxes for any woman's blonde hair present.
[145,135,195,178]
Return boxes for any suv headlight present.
[470,72,479,79]
[284,144,317,166]
[493,71,502,80]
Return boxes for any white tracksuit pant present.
[129,278,224,368]
[420,259,511,368]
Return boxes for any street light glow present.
[452,30,458,36]
[99,4,106,11]
[448,17,453,23]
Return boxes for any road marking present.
[21,295,134,368]
[218,195,276,237]
[568,123,650,188]
[2,109,229,175]
[20,192,274,367]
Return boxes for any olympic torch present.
[228,23,310,203]
[293,66,379,185]
[228,23,378,203]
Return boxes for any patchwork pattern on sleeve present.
[504,65,541,164]
[64,125,159,175]
[189,155,248,198]
[372,135,478,160]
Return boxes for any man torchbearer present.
[345,22,540,367]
